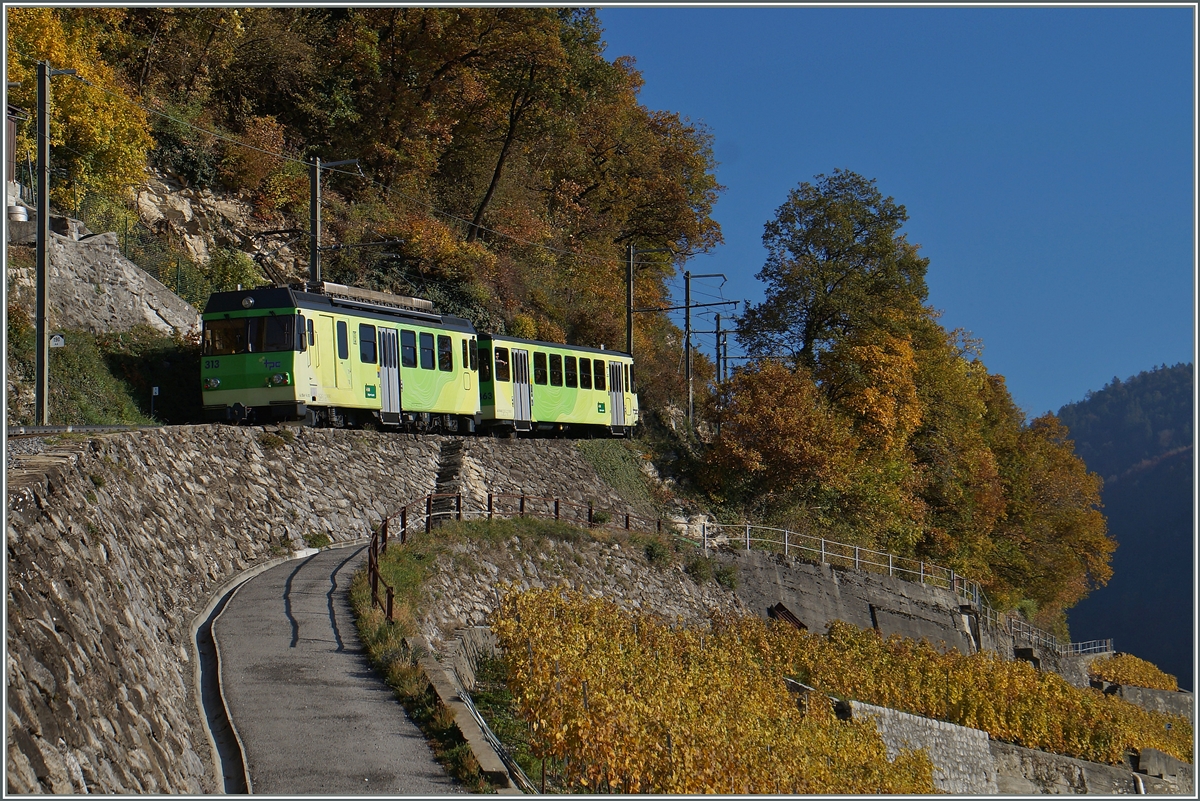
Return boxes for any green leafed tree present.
[737,169,929,369]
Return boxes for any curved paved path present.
[213,545,461,795]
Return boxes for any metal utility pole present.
[626,244,671,357]
[308,157,359,283]
[714,313,722,384]
[684,270,691,426]
[684,272,727,429]
[308,156,320,282]
[34,61,75,426]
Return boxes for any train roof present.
[479,332,632,359]
[203,285,475,334]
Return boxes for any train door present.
[608,362,626,429]
[334,319,351,388]
[317,314,337,391]
[379,327,401,424]
[512,348,532,431]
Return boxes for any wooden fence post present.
[456,494,462,521]
[625,513,630,530]
[588,503,594,527]
[401,507,407,544]
[381,518,389,554]
[386,587,394,621]
[520,494,526,517]
[554,499,560,520]
[488,494,493,520]
[426,496,432,533]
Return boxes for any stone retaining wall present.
[848,700,998,794]
[5,426,441,793]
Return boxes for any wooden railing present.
[365,492,665,620]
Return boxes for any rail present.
[363,494,1112,658]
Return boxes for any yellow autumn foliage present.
[1088,653,1179,693]
[493,588,1192,795]
[493,587,936,794]
[6,7,152,204]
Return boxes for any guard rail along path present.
[364,494,1111,660]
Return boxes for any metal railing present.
[696,522,982,608]
[363,493,1113,659]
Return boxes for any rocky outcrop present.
[7,231,200,336]
[134,171,301,278]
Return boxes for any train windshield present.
[203,315,297,356]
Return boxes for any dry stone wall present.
[848,700,998,794]
[5,425,442,793]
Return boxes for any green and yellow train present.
[200,282,638,436]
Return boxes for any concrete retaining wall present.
[716,548,976,654]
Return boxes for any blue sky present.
[598,6,1195,417]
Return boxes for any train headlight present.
[204,378,220,389]
[269,372,291,386]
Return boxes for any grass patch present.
[302,531,330,549]
[576,439,662,515]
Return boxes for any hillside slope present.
[1059,364,1194,690]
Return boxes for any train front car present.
[201,287,308,423]
[201,283,481,431]
[477,334,639,437]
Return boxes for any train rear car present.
[477,335,638,436]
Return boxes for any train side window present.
[336,321,349,360]
[419,332,435,370]
[296,314,307,352]
[629,364,635,392]
[360,324,377,364]
[593,358,606,391]
[549,354,563,386]
[401,330,417,367]
[437,335,453,372]
[306,317,314,348]
[564,356,578,388]
[533,352,548,385]
[579,357,592,389]
[479,346,493,381]
[494,347,510,381]
[624,364,629,391]
[469,337,478,371]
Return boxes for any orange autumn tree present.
[720,170,1111,631]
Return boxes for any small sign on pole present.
[49,334,65,348]
[151,386,159,420]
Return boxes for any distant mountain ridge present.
[1059,363,1194,691]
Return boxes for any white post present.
[888,554,893,577]
[854,546,859,571]
[745,523,750,551]
[702,522,708,552]
[820,539,825,564]
[784,530,789,558]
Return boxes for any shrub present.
[714,563,738,590]
[685,554,713,583]
[643,538,671,568]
